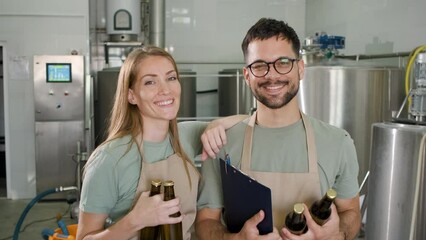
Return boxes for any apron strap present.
[301,112,318,173]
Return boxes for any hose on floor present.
[12,186,77,240]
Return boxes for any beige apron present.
[129,149,199,240]
[240,111,321,230]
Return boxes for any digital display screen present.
[46,63,72,82]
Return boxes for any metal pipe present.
[236,70,240,114]
[396,89,412,118]
[149,0,165,47]
[336,51,411,60]
[76,141,82,196]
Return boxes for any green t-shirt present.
[79,121,207,222]
[197,116,359,210]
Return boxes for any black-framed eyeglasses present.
[246,57,299,77]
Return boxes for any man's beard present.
[252,79,299,109]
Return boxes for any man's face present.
[243,37,304,109]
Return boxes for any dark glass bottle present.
[309,188,337,226]
[285,203,307,235]
[140,179,162,240]
[160,180,183,240]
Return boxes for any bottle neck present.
[164,186,176,201]
[318,196,333,210]
[150,185,161,196]
[164,185,181,218]
[292,211,304,222]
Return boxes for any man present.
[196,18,361,240]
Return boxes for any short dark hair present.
[241,18,301,61]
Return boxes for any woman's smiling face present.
[127,55,181,124]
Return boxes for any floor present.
[0,197,78,240]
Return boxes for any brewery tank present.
[218,69,255,116]
[95,68,196,146]
[298,59,405,189]
[366,122,426,240]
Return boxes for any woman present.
[77,46,208,240]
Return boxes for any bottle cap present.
[326,188,337,199]
[151,179,162,187]
[164,180,175,187]
[294,203,305,214]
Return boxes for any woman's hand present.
[130,191,184,230]
[200,114,248,160]
[201,121,227,160]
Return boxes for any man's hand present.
[196,209,280,240]
[281,204,342,240]
[235,210,281,240]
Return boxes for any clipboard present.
[220,158,273,235]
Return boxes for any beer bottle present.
[309,188,337,226]
[140,179,162,240]
[285,203,307,235]
[160,180,183,240]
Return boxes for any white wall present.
[165,0,307,117]
[306,0,426,55]
[0,0,89,199]
[166,0,306,63]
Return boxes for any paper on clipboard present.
[220,158,273,235]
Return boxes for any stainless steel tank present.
[218,69,255,116]
[178,70,197,118]
[95,68,196,146]
[95,67,120,145]
[366,122,426,240]
[298,59,405,190]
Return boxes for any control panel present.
[34,55,84,121]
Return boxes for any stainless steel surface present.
[149,0,165,47]
[218,69,255,116]
[33,55,85,199]
[94,67,119,145]
[103,41,142,66]
[336,51,410,61]
[34,55,84,121]
[109,34,138,42]
[35,121,83,199]
[366,122,426,240]
[95,68,196,145]
[298,60,405,191]
[106,0,140,39]
[178,71,197,118]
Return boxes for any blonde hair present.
[86,46,197,188]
